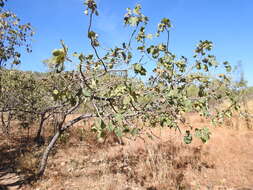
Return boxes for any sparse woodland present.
[0,0,252,189]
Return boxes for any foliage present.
[0,0,34,67]
[38,1,240,147]
[195,127,211,143]
[0,0,6,8]
[0,71,45,126]
[0,0,34,135]
[0,69,77,139]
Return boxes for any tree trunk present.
[37,113,67,176]
[37,129,61,176]
[37,113,93,176]
[0,112,6,134]
[35,113,46,145]
[0,111,12,136]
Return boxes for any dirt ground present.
[0,113,253,190]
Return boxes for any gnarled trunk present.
[37,129,61,176]
[37,113,93,176]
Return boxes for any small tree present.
[0,0,34,135]
[37,0,240,176]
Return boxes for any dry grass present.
[1,101,253,190]
[19,125,252,190]
[21,115,253,190]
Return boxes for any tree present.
[0,70,45,136]
[0,69,75,144]
[0,0,34,135]
[36,0,240,176]
[0,0,34,67]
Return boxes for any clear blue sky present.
[5,0,253,86]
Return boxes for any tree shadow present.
[0,137,40,188]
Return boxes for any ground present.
[0,112,253,190]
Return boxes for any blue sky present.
[5,0,253,85]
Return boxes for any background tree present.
[0,0,33,67]
[0,0,34,135]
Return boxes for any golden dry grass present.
[1,101,253,190]
[20,113,253,189]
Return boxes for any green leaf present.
[184,130,192,144]
[131,128,140,136]
[114,127,123,137]
[137,46,145,51]
[115,113,124,123]
[123,126,130,133]
[100,119,106,129]
[52,49,64,56]
[53,89,59,95]
[194,127,211,143]
[88,31,96,38]
[73,52,79,57]
[158,44,166,51]
[225,65,232,72]
[161,18,171,27]
[129,16,139,26]
[82,89,91,97]
[133,63,147,75]
[225,110,232,118]
[203,64,209,72]
[107,123,115,132]
[133,4,141,15]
